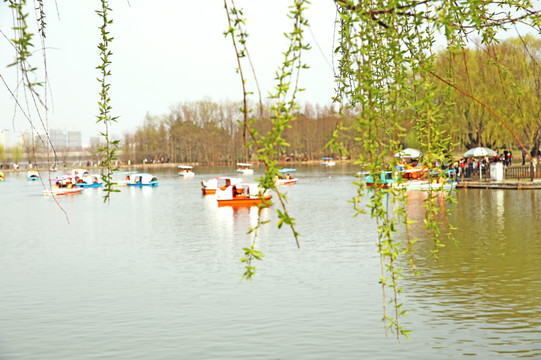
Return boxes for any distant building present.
[0,129,10,149]
[89,136,104,149]
[50,129,67,149]
[46,129,82,150]
[18,130,33,148]
[67,131,82,150]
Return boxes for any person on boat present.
[232,185,237,197]
[137,176,143,185]
[286,174,291,180]
[55,181,60,189]
[66,180,73,189]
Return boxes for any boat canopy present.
[279,168,296,173]
[129,173,158,184]
[81,174,102,184]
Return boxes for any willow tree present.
[224,0,541,339]
[332,0,539,338]
[498,35,541,156]
[3,0,541,340]
[434,36,541,151]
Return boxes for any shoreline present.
[0,159,342,173]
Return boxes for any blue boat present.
[75,174,103,188]
[363,171,395,188]
[27,170,40,181]
[126,173,159,187]
[276,168,297,185]
[321,157,335,166]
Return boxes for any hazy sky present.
[0,1,337,144]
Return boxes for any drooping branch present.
[96,0,120,202]
[334,0,541,31]
[429,69,533,160]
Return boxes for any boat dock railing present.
[504,164,541,180]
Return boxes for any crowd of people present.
[395,148,538,182]
[453,150,513,179]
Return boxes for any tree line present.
[120,99,349,164]
[119,36,541,165]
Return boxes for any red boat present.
[201,176,243,195]
[216,182,272,207]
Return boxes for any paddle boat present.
[75,174,103,188]
[0,171,4,181]
[27,170,40,181]
[216,182,272,207]
[50,174,75,187]
[406,169,457,191]
[50,169,85,187]
[275,168,297,185]
[362,169,455,191]
[398,180,456,191]
[363,171,395,188]
[43,186,84,196]
[126,173,159,187]
[402,166,428,180]
[398,167,457,191]
[178,165,195,177]
[236,163,254,175]
[50,168,91,186]
[45,176,84,196]
[201,176,243,195]
[321,157,336,166]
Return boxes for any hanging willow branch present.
[332,0,541,340]
[3,0,71,220]
[224,0,308,279]
[96,0,120,202]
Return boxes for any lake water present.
[1,164,540,359]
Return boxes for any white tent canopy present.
[464,147,497,181]
[464,147,497,158]
[394,148,422,159]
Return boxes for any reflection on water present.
[400,189,541,358]
[215,205,268,229]
[0,166,540,359]
[202,191,271,238]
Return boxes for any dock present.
[457,180,541,190]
